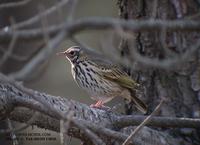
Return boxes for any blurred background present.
[0,0,118,145]
[1,0,200,145]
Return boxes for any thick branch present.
[0,74,198,145]
[114,115,200,129]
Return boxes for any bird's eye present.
[69,51,75,56]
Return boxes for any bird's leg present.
[90,100,103,108]
[90,100,111,110]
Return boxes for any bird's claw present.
[90,104,110,110]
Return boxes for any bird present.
[57,46,147,113]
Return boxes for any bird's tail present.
[125,89,147,114]
[130,95,147,114]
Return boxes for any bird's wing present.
[83,48,139,89]
[102,67,139,90]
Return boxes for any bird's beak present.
[56,51,65,56]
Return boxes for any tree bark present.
[0,74,197,145]
[118,0,200,144]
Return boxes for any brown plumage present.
[57,46,147,113]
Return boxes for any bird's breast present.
[72,62,121,96]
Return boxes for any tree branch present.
[122,100,164,145]
[6,0,77,81]
[0,73,199,144]
[0,0,31,9]
[1,18,200,40]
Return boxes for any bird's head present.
[57,45,107,65]
[57,46,83,64]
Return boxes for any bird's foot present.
[90,101,110,110]
[90,100,103,108]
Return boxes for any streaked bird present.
[57,46,147,113]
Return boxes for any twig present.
[0,43,43,62]
[8,0,78,81]
[0,18,18,68]
[0,0,31,9]
[8,31,65,81]
[1,18,200,40]
[12,0,70,29]
[81,119,136,144]
[122,100,164,145]
[0,46,32,61]
[0,33,17,68]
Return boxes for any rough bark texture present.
[118,0,200,144]
[1,79,198,145]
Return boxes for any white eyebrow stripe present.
[68,47,80,52]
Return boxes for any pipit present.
[57,46,147,113]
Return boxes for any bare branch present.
[0,18,18,68]
[0,0,31,9]
[1,18,200,40]
[7,0,78,81]
[0,46,32,61]
[122,100,164,145]
[113,115,200,129]
[0,32,17,69]
[8,31,65,81]
[0,73,199,145]
[12,0,69,29]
